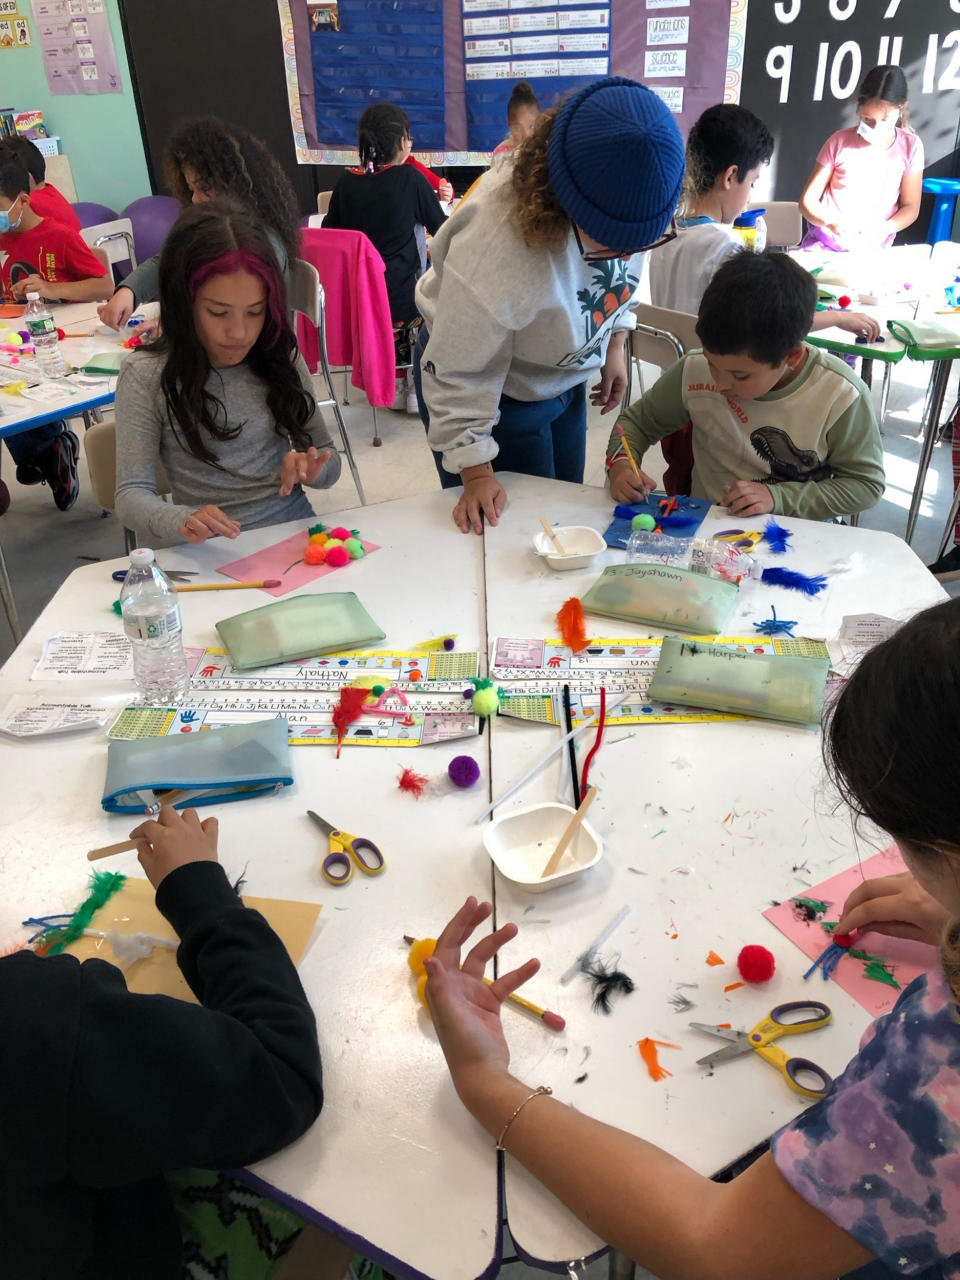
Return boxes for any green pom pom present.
[632,513,656,531]
[372,684,385,697]
[344,537,365,559]
[472,687,501,717]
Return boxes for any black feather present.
[581,954,635,1014]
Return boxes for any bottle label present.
[123,608,182,642]
[25,315,56,339]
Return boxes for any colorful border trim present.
[724,0,747,105]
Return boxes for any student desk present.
[0,479,945,1279]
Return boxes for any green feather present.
[42,870,127,955]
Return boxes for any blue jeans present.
[4,419,66,467]
[414,328,587,490]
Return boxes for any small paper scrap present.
[32,632,133,681]
[0,695,113,737]
[826,614,901,678]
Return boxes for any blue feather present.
[656,513,700,530]
[614,504,640,520]
[761,567,829,596]
[763,518,793,554]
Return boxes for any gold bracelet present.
[495,1085,552,1151]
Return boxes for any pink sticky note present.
[217,529,380,598]
[763,845,937,1018]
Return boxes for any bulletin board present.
[739,0,958,208]
[277,0,744,166]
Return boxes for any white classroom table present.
[0,477,946,1279]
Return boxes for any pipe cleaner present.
[33,871,126,956]
[753,606,798,637]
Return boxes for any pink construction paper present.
[764,845,938,1018]
[217,531,380,598]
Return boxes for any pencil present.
[176,579,281,592]
[616,423,641,477]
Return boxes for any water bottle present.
[120,548,191,703]
[23,292,67,378]
[732,208,767,252]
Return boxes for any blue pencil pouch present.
[102,718,293,814]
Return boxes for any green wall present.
[0,0,150,212]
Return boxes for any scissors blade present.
[689,1021,741,1043]
[696,1040,752,1068]
[306,810,335,839]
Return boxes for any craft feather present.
[656,513,700,530]
[614,503,641,520]
[763,519,793,554]
[332,686,371,758]
[557,597,589,654]
[398,766,429,797]
[669,991,695,1013]
[581,954,635,1014]
[35,871,126,956]
[761,567,829,596]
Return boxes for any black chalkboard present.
[739,0,960,242]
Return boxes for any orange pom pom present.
[304,543,327,565]
[557,597,588,654]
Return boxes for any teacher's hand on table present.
[177,504,242,543]
[129,806,220,890]
[279,447,331,496]
[98,286,136,331]
[836,872,948,948]
[423,896,538,1094]
[722,480,774,517]
[608,458,655,504]
[453,466,507,535]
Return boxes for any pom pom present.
[762,519,793,554]
[344,537,365,559]
[632,513,656,531]
[462,687,474,700]
[448,755,480,788]
[473,687,501,717]
[833,932,855,949]
[324,538,343,549]
[371,684,385,696]
[443,637,455,651]
[838,295,851,309]
[304,543,327,565]
[737,945,776,983]
[329,526,352,541]
[557,597,588,654]
[408,669,422,681]
[332,686,372,756]
[309,532,329,545]
[761,566,829,596]
[326,546,350,568]
[407,937,436,975]
[6,333,22,347]
[398,766,429,797]
[17,330,29,343]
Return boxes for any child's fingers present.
[488,956,541,1003]
[129,818,162,843]
[462,920,519,978]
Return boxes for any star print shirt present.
[771,970,960,1278]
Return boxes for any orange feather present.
[557,597,588,654]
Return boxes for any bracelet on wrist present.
[495,1085,552,1151]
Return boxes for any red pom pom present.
[833,932,855,949]
[838,295,852,309]
[325,546,349,568]
[56,328,65,340]
[304,543,326,565]
[398,766,429,797]
[329,526,351,541]
[737,944,776,983]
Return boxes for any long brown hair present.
[510,107,570,250]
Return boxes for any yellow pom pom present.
[472,687,501,717]
[407,937,436,976]
[416,973,430,1008]
[325,538,343,550]
[349,675,382,691]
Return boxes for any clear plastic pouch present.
[216,593,385,670]
[580,563,738,634]
[625,533,750,583]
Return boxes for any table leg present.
[608,1250,636,1280]
[878,363,893,435]
[860,358,873,390]
[936,478,960,561]
[0,536,22,644]
[906,359,952,544]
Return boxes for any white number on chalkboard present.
[882,0,901,15]
[766,43,794,100]
[830,40,862,96]
[939,29,960,90]
[951,0,960,16]
[773,0,800,23]
[828,0,856,18]
[877,34,903,64]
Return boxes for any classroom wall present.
[0,0,150,213]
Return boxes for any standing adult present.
[414,76,685,534]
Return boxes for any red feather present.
[557,597,588,654]
[398,767,429,797]
[332,686,371,757]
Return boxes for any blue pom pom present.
[761,567,829,596]
[763,519,792,554]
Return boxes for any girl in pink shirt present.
[800,65,924,252]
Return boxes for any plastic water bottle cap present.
[129,548,156,567]
[25,292,39,302]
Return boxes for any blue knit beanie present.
[548,76,685,251]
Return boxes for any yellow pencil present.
[616,423,641,477]
[176,579,281,592]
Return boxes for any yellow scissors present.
[307,810,385,886]
[690,1000,833,1099]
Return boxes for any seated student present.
[0,134,81,231]
[405,152,454,205]
[115,199,341,545]
[99,116,302,330]
[0,149,110,510]
[608,251,884,521]
[0,804,323,1280]
[421,594,960,1280]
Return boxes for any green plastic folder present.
[580,563,738,635]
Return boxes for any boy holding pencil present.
[607,252,884,521]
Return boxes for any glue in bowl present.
[533,526,606,571]
[483,801,603,892]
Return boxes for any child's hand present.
[438,179,454,203]
[608,459,655,504]
[279,447,332,496]
[834,311,881,342]
[12,273,53,300]
[835,871,948,947]
[98,287,136,330]
[722,481,774,517]
[453,472,508,535]
[177,504,242,543]
[129,806,220,890]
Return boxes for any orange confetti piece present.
[721,812,732,824]
[706,950,725,966]
[637,1037,680,1082]
[724,981,745,992]
[716,1022,732,1029]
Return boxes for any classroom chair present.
[71,201,119,228]
[747,201,803,250]
[122,195,179,263]
[317,191,334,216]
[82,418,170,554]
[625,302,699,401]
[287,257,366,505]
[80,218,137,285]
[0,507,21,643]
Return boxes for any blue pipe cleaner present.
[753,606,798,637]
[761,566,829,596]
[803,940,846,981]
[763,518,793,554]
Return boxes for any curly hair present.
[510,107,570,250]
[358,103,410,171]
[163,117,301,267]
[154,199,315,468]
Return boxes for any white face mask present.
[857,118,896,145]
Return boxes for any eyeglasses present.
[573,219,678,262]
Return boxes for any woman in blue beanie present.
[414,76,685,533]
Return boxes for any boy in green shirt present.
[607,251,884,521]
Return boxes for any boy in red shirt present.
[0,150,110,508]
[0,135,81,232]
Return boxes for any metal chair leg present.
[372,405,382,448]
[331,399,366,505]
[0,537,23,644]
[906,359,953,543]
[878,363,893,436]
[608,1250,635,1280]
[936,478,960,561]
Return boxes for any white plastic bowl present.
[533,525,606,571]
[483,801,603,891]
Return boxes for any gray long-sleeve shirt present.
[114,350,341,543]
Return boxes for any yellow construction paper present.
[63,877,322,1002]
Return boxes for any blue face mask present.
[0,198,22,233]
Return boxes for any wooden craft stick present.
[176,579,281,592]
[541,786,597,878]
[87,838,140,862]
[539,517,567,556]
